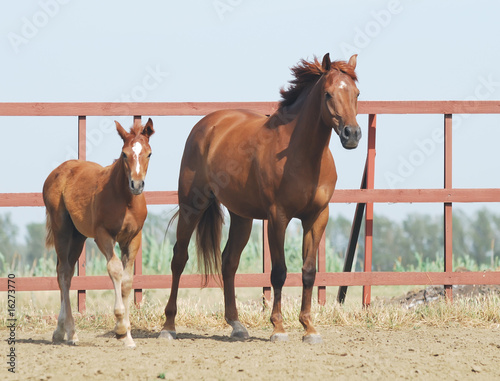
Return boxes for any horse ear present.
[348,54,358,70]
[115,121,129,141]
[142,118,155,138]
[322,53,331,71]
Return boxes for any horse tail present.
[45,210,55,249]
[196,197,223,287]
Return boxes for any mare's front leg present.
[300,207,329,344]
[268,208,290,342]
[222,213,253,339]
[117,233,142,348]
[95,229,132,347]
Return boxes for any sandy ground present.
[4,325,500,381]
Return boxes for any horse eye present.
[122,152,127,159]
[325,92,332,99]
[147,152,152,158]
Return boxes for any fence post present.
[337,163,367,304]
[363,114,377,307]
[133,115,143,307]
[444,114,453,301]
[77,116,87,313]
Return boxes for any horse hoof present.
[228,321,249,340]
[231,329,249,340]
[52,331,65,343]
[121,338,136,348]
[270,333,289,343]
[158,330,176,340]
[303,334,323,344]
[67,339,79,346]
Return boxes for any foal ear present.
[115,121,129,141]
[322,53,331,71]
[348,54,358,70]
[142,118,155,138]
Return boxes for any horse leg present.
[300,207,329,344]
[52,221,86,345]
[116,233,142,348]
[159,207,199,340]
[267,208,290,342]
[222,212,253,339]
[94,229,128,344]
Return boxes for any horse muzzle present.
[129,179,145,195]
[340,125,362,149]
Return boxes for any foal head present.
[320,53,361,149]
[115,118,155,195]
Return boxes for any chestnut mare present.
[160,53,361,343]
[43,118,154,348]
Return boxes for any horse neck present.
[109,158,133,202]
[281,77,332,160]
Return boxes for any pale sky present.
[1,0,499,237]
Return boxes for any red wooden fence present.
[1,101,500,312]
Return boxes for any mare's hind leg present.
[222,212,253,339]
[159,206,200,340]
[299,207,329,344]
[116,233,142,348]
[52,220,86,345]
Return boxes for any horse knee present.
[271,265,287,289]
[107,258,123,280]
[302,265,316,289]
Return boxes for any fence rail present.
[1,101,499,311]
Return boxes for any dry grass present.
[2,289,500,335]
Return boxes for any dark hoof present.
[231,329,250,340]
[228,321,249,340]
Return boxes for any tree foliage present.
[1,207,499,276]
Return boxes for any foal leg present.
[222,212,253,339]
[53,225,86,345]
[267,208,290,342]
[159,207,199,340]
[117,233,142,348]
[94,230,129,345]
[300,207,329,344]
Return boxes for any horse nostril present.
[343,126,352,138]
[356,127,362,140]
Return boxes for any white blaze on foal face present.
[132,141,142,174]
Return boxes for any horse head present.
[115,118,155,195]
[320,53,361,149]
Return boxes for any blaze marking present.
[132,141,142,174]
